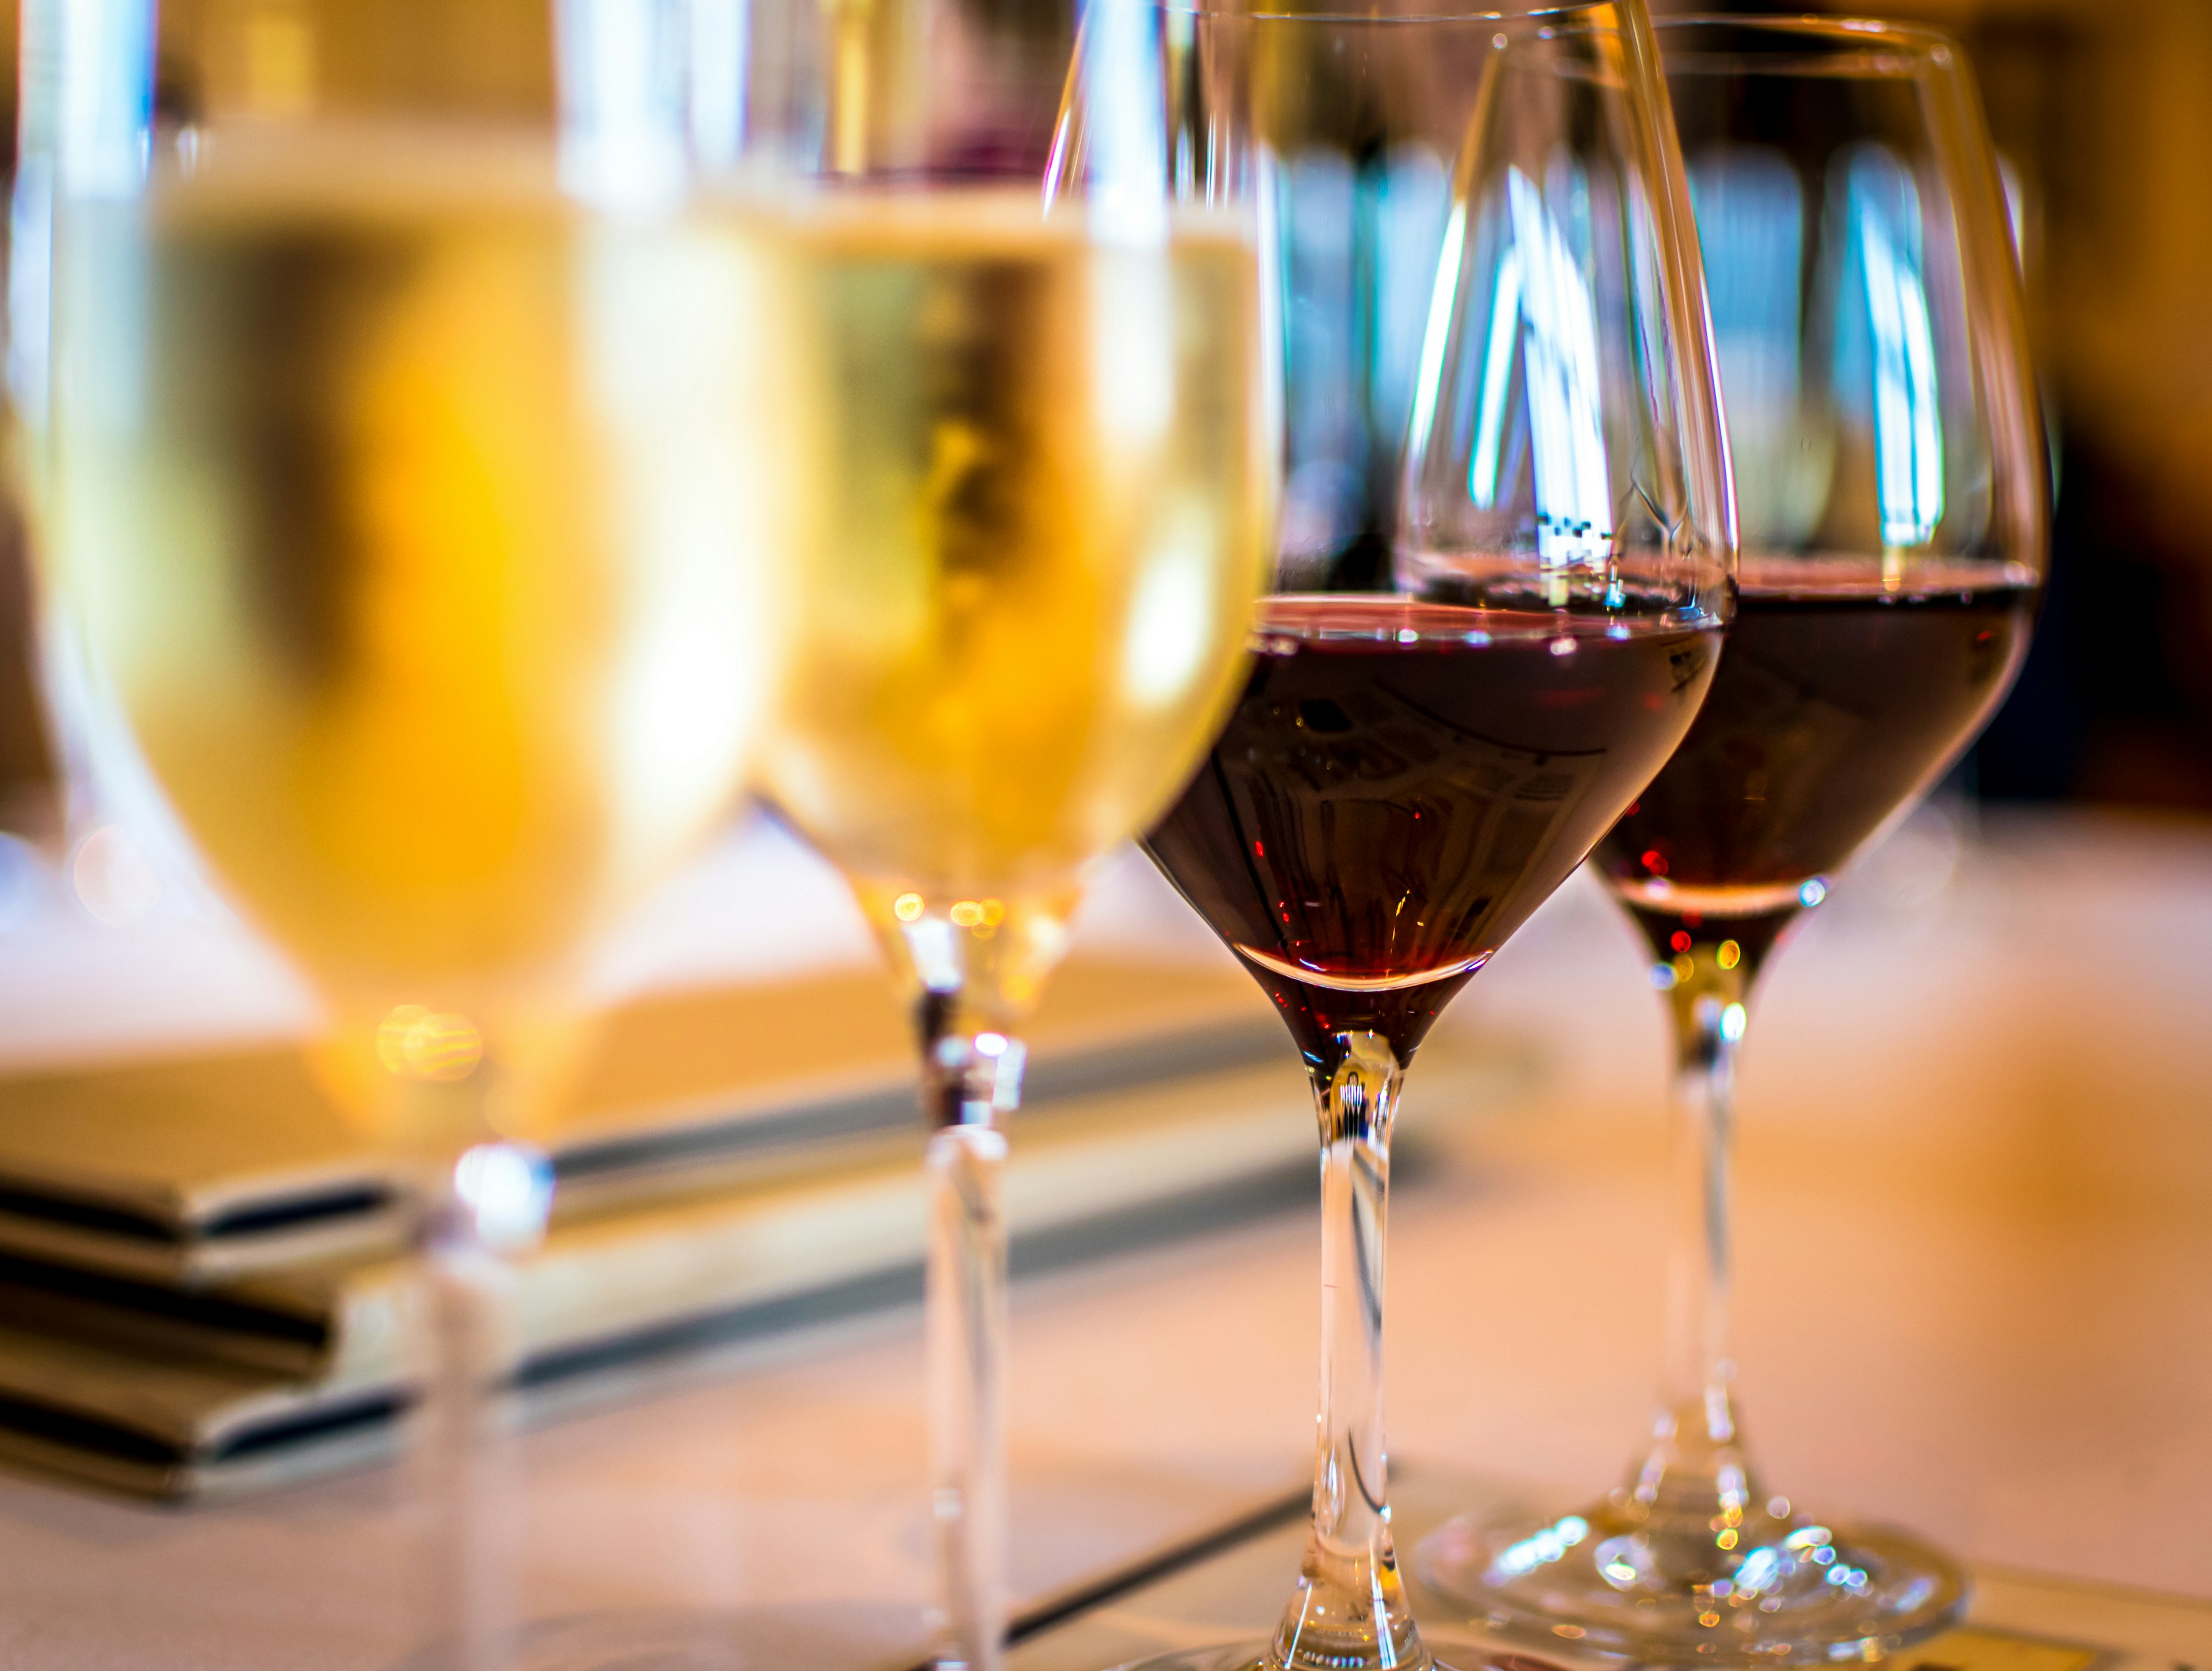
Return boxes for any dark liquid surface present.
[1145,595,1719,1071]
[1597,560,2036,944]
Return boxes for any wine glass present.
[1130,8,1732,1670]
[1416,17,2047,1665]
[37,2,780,1664]
[713,4,1276,1669]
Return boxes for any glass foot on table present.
[1109,1644,1502,1671]
[1415,1503,1966,1667]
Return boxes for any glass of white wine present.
[706,2,1275,1666]
[36,2,782,1664]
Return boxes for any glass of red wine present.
[1415,18,2048,1665]
[1130,9,1733,1671]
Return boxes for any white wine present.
[751,193,1272,916]
[53,148,785,1011]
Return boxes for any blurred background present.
[0,0,2206,817]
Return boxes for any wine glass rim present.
[1658,13,1964,65]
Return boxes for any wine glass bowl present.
[50,5,781,1123]
[1596,14,2044,958]
[1146,591,1722,1074]
[59,187,770,1003]
[1153,0,1737,1063]
[1414,18,2047,1667]
[752,193,1275,972]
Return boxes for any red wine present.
[1597,556,2035,960]
[1145,594,1719,1071]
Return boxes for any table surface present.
[0,805,2207,1668]
[1006,1472,2212,1671]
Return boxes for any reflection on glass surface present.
[1840,148,1945,549]
[1277,144,1451,565]
[1505,165,1612,577]
[1690,146,1809,543]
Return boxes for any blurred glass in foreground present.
[29,2,786,1665]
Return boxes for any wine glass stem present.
[1645,946,1760,1507]
[418,1142,554,1671]
[1275,1030,1426,1671]
[922,1011,1024,1671]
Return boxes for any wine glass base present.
[1108,1643,1493,1671]
[1107,1646,1275,1671]
[1415,1507,1967,1667]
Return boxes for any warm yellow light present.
[376,1005,433,1073]
[376,1003,484,1081]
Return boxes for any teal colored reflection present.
[1689,145,1812,544]
[1834,145,1943,548]
[1275,143,1450,563]
[1503,165,1611,577]
[1465,237,1519,510]
[1366,146,1450,442]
